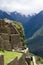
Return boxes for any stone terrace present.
[0,50,28,65]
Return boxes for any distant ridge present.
[0,10,43,39]
[26,26,43,57]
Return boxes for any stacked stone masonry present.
[0,19,30,65]
[0,54,4,65]
[0,19,22,50]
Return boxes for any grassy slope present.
[29,53,43,64]
[0,50,22,65]
[26,26,43,57]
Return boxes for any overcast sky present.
[0,0,43,15]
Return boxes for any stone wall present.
[2,40,11,50]
[18,54,28,65]
[25,57,31,65]
[11,34,22,50]
[0,52,29,65]
[0,33,22,51]
[24,48,29,57]
[0,19,22,51]
[8,24,18,34]
[1,33,9,40]
[7,54,28,65]
[7,57,18,65]
[0,54,4,65]
[0,33,11,50]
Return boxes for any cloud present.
[0,0,43,15]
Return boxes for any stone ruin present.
[0,19,22,51]
[0,19,30,65]
[0,48,30,65]
[0,53,29,65]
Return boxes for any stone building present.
[0,19,22,51]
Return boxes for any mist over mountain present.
[0,10,13,20]
[0,10,33,38]
[0,10,43,37]
[0,10,43,39]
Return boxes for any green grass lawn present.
[0,50,22,65]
